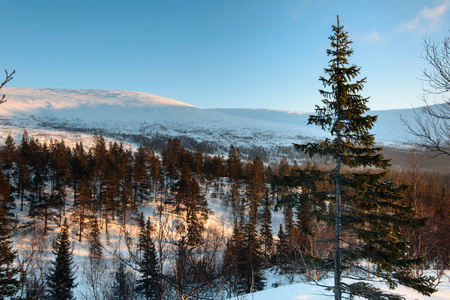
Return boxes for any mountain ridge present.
[0,87,422,155]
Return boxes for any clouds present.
[358,0,450,44]
[399,0,450,34]
[359,29,384,43]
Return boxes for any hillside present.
[0,87,417,148]
[4,135,447,300]
[0,92,447,299]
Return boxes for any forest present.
[0,133,448,299]
[1,12,449,299]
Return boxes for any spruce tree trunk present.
[334,16,342,299]
[334,128,342,300]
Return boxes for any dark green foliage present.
[132,145,151,204]
[247,157,265,226]
[0,165,14,212]
[111,262,135,300]
[0,134,15,171]
[46,218,77,300]
[227,145,241,180]
[0,206,19,299]
[88,218,102,259]
[175,163,208,247]
[278,16,437,299]
[14,132,31,212]
[136,217,160,300]
[226,222,265,295]
[259,191,273,266]
[274,224,289,271]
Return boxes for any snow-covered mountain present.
[0,87,417,152]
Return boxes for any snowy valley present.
[0,87,448,300]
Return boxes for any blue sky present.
[1,0,450,111]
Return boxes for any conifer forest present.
[0,16,449,300]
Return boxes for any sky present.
[1,0,450,112]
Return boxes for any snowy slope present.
[229,277,450,300]
[0,87,419,152]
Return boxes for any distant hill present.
[1,86,448,170]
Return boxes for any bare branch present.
[404,34,450,157]
[0,69,15,104]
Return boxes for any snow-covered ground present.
[229,276,450,300]
[5,86,449,298]
[12,176,450,300]
[0,87,422,153]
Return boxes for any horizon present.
[2,86,432,112]
[2,1,450,112]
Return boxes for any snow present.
[3,87,448,299]
[0,87,426,156]
[11,174,450,299]
[230,272,450,299]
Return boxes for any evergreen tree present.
[84,217,105,300]
[14,131,31,212]
[275,224,289,272]
[194,144,203,177]
[116,144,134,225]
[0,134,15,171]
[135,217,161,300]
[227,145,241,181]
[175,164,208,247]
[46,218,77,300]
[73,178,92,242]
[279,16,436,299]
[49,140,70,225]
[111,262,134,300]
[236,222,265,293]
[92,134,108,232]
[0,206,19,299]
[27,139,53,236]
[0,165,14,212]
[224,216,265,295]
[247,157,265,226]
[259,190,273,266]
[132,145,150,204]
[88,218,102,259]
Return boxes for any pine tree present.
[84,217,105,300]
[175,163,208,247]
[0,205,19,299]
[46,218,77,300]
[247,156,265,226]
[111,262,134,300]
[49,140,70,226]
[236,222,265,293]
[14,131,31,212]
[227,145,241,181]
[0,134,15,171]
[88,218,102,259]
[279,16,436,299]
[132,145,150,204]
[27,139,53,236]
[135,216,160,300]
[275,224,289,272]
[194,144,203,177]
[0,165,14,212]
[259,190,273,266]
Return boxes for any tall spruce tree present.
[279,16,436,299]
[135,216,160,300]
[46,218,77,300]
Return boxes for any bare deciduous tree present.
[405,35,450,157]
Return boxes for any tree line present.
[0,131,447,299]
[1,16,449,300]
